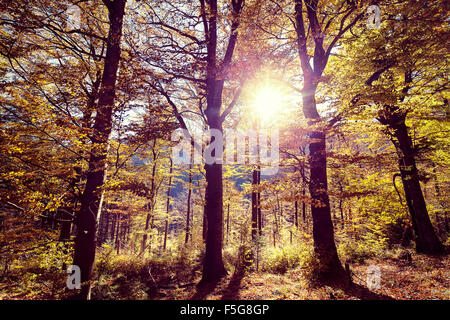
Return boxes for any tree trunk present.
[293,0,352,283]
[251,168,258,241]
[301,165,307,226]
[302,82,344,281]
[433,164,449,232]
[141,139,158,253]
[185,164,193,244]
[202,161,226,282]
[110,210,116,242]
[115,216,120,255]
[202,190,208,242]
[163,158,173,251]
[199,0,243,284]
[197,177,208,243]
[298,158,307,228]
[257,167,262,235]
[273,231,276,248]
[294,200,298,228]
[392,117,444,254]
[226,200,230,243]
[72,0,126,300]
[273,207,278,243]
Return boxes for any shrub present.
[262,244,315,275]
[91,242,201,300]
[337,233,388,264]
[2,241,73,299]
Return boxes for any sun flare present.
[250,83,290,124]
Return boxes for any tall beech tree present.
[330,0,446,254]
[137,0,246,283]
[197,0,246,283]
[291,0,366,281]
[72,0,127,299]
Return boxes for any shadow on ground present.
[190,269,395,300]
[190,269,245,300]
[190,279,220,300]
[330,282,395,300]
[221,270,245,300]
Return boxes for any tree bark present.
[294,0,345,282]
[141,139,158,253]
[163,158,173,251]
[257,167,262,234]
[226,200,230,243]
[251,168,259,241]
[72,0,126,300]
[185,164,193,244]
[294,200,298,228]
[202,191,208,243]
[380,109,444,254]
[110,210,116,242]
[202,161,226,281]
[305,104,343,280]
[432,164,449,232]
[115,216,120,254]
[199,0,244,284]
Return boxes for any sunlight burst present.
[251,84,289,124]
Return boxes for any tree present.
[135,0,246,284]
[330,0,447,254]
[72,0,127,299]
[291,0,365,281]
[0,0,113,271]
[185,163,193,244]
[163,157,173,251]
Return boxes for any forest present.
[0,0,448,301]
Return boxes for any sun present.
[250,83,290,124]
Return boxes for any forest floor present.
[159,253,449,300]
[0,250,448,300]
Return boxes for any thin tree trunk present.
[294,200,298,228]
[115,215,120,255]
[273,207,278,242]
[163,158,173,251]
[201,177,207,242]
[141,139,157,253]
[339,199,344,229]
[257,167,262,235]
[185,164,193,244]
[433,164,449,232]
[72,0,126,300]
[251,168,258,241]
[273,230,276,248]
[226,200,230,243]
[299,157,307,227]
[110,210,116,242]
